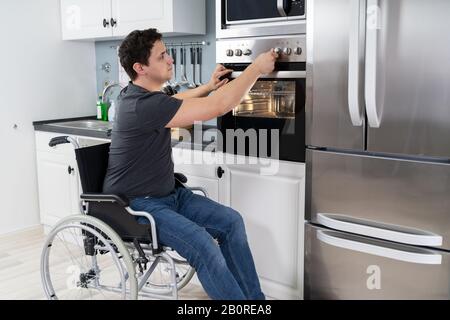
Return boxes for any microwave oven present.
[216,0,307,39]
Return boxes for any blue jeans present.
[130,186,265,300]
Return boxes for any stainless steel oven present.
[216,0,306,39]
[216,35,306,162]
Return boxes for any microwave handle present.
[365,0,382,128]
[317,213,443,247]
[348,0,365,127]
[277,0,290,17]
[317,230,442,265]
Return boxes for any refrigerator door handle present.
[348,0,365,127]
[317,230,442,265]
[317,213,443,247]
[364,0,381,128]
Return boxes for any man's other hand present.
[207,64,233,91]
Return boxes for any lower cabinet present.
[218,155,305,300]
[173,149,306,300]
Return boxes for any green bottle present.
[96,96,102,120]
[101,101,109,121]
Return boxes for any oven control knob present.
[274,47,282,55]
[294,47,303,55]
[235,49,243,56]
[283,47,292,55]
[226,49,234,57]
[243,49,252,56]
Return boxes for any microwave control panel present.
[216,35,306,63]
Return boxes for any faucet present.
[102,82,125,104]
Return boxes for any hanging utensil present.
[196,46,202,87]
[170,47,180,91]
[187,46,197,89]
[180,46,189,86]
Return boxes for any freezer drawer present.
[304,224,450,300]
[306,149,450,249]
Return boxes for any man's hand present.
[207,64,233,91]
[253,49,278,75]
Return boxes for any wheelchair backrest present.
[75,143,110,194]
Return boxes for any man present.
[103,28,278,300]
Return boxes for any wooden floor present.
[0,226,208,300]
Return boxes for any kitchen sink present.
[49,120,113,131]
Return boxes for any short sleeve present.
[135,92,182,131]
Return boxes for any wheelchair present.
[40,136,208,300]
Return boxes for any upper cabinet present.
[61,0,206,40]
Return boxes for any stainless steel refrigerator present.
[305,0,450,299]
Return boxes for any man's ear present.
[133,62,145,76]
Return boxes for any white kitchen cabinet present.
[35,132,81,228]
[35,131,109,229]
[61,0,206,40]
[172,148,219,202]
[218,154,305,300]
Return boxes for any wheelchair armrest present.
[80,193,129,207]
[174,172,188,184]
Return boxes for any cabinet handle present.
[103,18,109,28]
[68,166,74,175]
[110,18,117,27]
[217,166,224,178]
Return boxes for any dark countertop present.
[33,116,217,151]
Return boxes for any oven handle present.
[230,71,306,79]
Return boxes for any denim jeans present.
[130,186,265,300]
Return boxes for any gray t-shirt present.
[103,82,182,199]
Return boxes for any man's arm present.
[166,50,277,128]
[173,64,232,99]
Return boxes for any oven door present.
[218,68,306,162]
[225,0,305,24]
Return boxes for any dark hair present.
[118,28,162,81]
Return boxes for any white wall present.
[0,0,97,235]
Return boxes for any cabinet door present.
[111,0,172,37]
[61,0,112,40]
[36,151,80,226]
[220,157,305,299]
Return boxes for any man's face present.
[141,40,174,84]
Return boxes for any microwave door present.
[306,0,365,151]
[365,0,450,159]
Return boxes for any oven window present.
[233,80,295,119]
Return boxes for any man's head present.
[118,28,173,84]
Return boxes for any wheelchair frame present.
[40,136,208,300]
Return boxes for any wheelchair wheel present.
[41,215,138,300]
[140,249,195,295]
